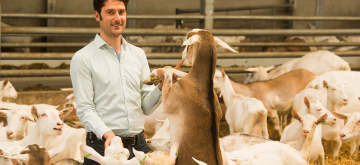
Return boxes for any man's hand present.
[103,132,116,149]
[156,60,183,91]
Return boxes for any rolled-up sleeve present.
[139,53,162,116]
[70,53,111,139]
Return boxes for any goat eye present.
[318,109,321,111]
[21,116,25,120]
[41,114,47,117]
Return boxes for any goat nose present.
[344,98,349,102]
[57,122,64,127]
[6,131,13,136]
[340,133,346,138]
[334,118,337,121]
[303,130,309,134]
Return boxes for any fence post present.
[47,0,56,52]
[204,0,214,29]
[316,0,323,29]
[128,0,137,28]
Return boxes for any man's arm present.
[140,55,163,116]
[70,53,112,139]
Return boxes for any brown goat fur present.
[162,30,223,165]
[229,69,316,137]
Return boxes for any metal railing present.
[3,27,360,36]
[1,0,360,77]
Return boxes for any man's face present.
[95,0,127,38]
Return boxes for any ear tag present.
[345,116,348,120]
[324,84,328,88]
[306,103,309,107]
[250,162,252,165]
[176,153,178,157]
[189,37,192,43]
[32,109,36,113]
[227,43,233,49]
[85,153,92,158]
[63,110,68,114]
[140,155,147,165]
[294,116,299,120]
[11,154,17,156]
[321,119,325,125]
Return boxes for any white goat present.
[226,112,326,165]
[1,143,66,165]
[214,69,268,138]
[0,106,72,164]
[0,108,35,142]
[132,141,179,165]
[334,110,360,159]
[244,51,351,83]
[285,109,328,165]
[80,136,138,165]
[146,118,171,153]
[0,79,18,102]
[306,71,360,114]
[220,133,271,152]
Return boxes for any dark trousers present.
[83,137,150,165]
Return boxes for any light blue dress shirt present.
[70,34,162,139]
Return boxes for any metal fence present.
[1,0,360,77]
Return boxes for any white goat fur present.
[245,51,350,83]
[214,70,268,138]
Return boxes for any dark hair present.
[93,0,129,17]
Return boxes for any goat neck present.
[326,95,343,113]
[221,74,244,107]
[187,31,217,88]
[21,125,56,148]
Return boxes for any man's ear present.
[94,10,101,22]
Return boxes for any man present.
[70,0,166,164]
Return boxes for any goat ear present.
[221,69,225,77]
[214,37,238,53]
[169,141,179,160]
[333,111,351,120]
[192,157,208,165]
[80,144,106,164]
[58,107,73,117]
[3,154,29,165]
[31,106,39,121]
[323,80,329,89]
[48,142,66,158]
[25,115,35,122]
[156,119,165,123]
[182,35,200,46]
[133,148,153,165]
[265,65,274,71]
[291,110,302,121]
[304,97,311,109]
[0,110,7,117]
[3,78,9,89]
[316,114,328,125]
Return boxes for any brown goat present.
[228,69,316,137]
[161,29,238,165]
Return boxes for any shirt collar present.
[94,34,128,52]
